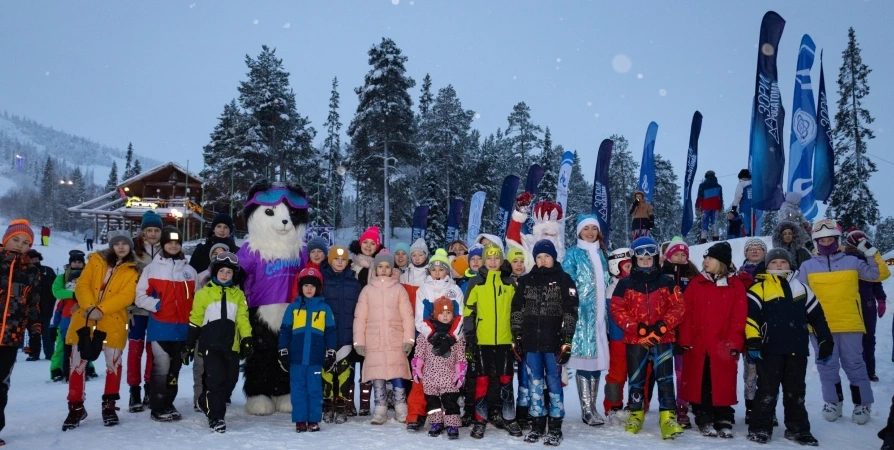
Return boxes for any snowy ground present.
[2,231,890,448]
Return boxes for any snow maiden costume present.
[562,214,610,426]
[237,180,309,415]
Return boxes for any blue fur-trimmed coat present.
[563,246,610,370]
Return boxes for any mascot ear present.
[243,179,273,219]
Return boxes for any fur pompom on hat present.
[359,226,381,248]
[428,248,450,271]
[373,249,394,268]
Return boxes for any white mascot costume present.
[237,180,308,415]
[505,192,565,273]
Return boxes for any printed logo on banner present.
[793,109,817,145]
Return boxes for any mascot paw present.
[274,394,292,413]
[245,395,276,416]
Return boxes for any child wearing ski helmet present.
[696,170,723,243]
[195,243,230,289]
[463,243,520,439]
[278,266,335,432]
[320,245,363,423]
[604,247,633,425]
[745,248,832,445]
[629,190,655,240]
[796,219,890,425]
[660,237,699,429]
[678,242,749,438]
[511,239,579,445]
[191,242,231,410]
[562,214,610,427]
[844,228,887,383]
[610,236,685,439]
[412,296,466,440]
[184,252,252,433]
[353,250,415,425]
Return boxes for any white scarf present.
[577,237,609,371]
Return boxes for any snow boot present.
[659,410,684,440]
[385,383,395,411]
[428,423,443,437]
[714,420,733,438]
[51,368,64,382]
[322,398,334,424]
[150,408,174,422]
[504,419,522,437]
[699,423,718,437]
[745,399,752,425]
[358,382,372,416]
[470,421,486,439]
[169,406,182,421]
[394,403,408,423]
[370,406,388,425]
[334,398,348,424]
[62,402,87,431]
[625,410,645,434]
[86,365,98,380]
[209,418,226,433]
[345,385,357,417]
[853,404,871,424]
[447,426,459,440]
[488,409,505,429]
[461,408,474,427]
[308,422,320,432]
[607,407,629,426]
[870,375,880,382]
[822,402,842,422]
[784,430,818,446]
[544,417,564,446]
[677,404,692,429]
[101,399,120,426]
[142,383,150,408]
[25,355,39,362]
[524,416,546,443]
[295,422,307,433]
[128,385,144,413]
[747,430,771,444]
[406,415,426,431]
[516,406,530,430]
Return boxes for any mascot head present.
[243,179,309,261]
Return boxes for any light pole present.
[369,140,416,249]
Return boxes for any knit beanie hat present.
[468,244,484,261]
[210,212,234,233]
[373,249,394,269]
[69,249,86,264]
[307,237,329,256]
[2,219,34,247]
[665,236,689,260]
[141,211,163,231]
[393,242,411,258]
[507,247,526,262]
[208,242,230,259]
[765,247,793,268]
[738,169,752,180]
[107,229,134,249]
[428,248,450,272]
[482,243,503,260]
[160,226,182,246]
[359,226,381,248]
[532,240,558,261]
[431,296,454,319]
[743,238,768,256]
[328,245,349,265]
[704,242,733,268]
[410,238,429,258]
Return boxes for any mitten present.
[817,340,834,364]
[411,357,424,383]
[878,300,886,318]
[278,348,290,373]
[402,341,414,356]
[240,338,253,360]
[515,192,534,214]
[354,345,366,357]
[181,348,193,366]
[555,343,572,365]
[856,237,878,257]
[454,361,467,389]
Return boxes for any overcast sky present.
[1,0,892,216]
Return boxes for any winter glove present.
[278,349,290,373]
[817,340,834,364]
[747,350,762,363]
[324,348,336,371]
[240,338,253,360]
[181,347,194,366]
[84,306,103,321]
[856,237,878,257]
[454,361,467,389]
[402,341,415,356]
[637,321,666,348]
[354,345,366,357]
[411,357,424,383]
[515,192,534,214]
[184,323,200,352]
[878,300,887,318]
[511,335,525,362]
[555,343,572,365]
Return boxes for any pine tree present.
[468,132,500,235]
[104,161,118,192]
[828,28,879,230]
[419,74,434,117]
[564,150,593,240]
[40,156,56,225]
[69,166,88,230]
[607,134,638,247]
[651,154,682,242]
[123,142,135,180]
[347,38,418,232]
[761,210,779,237]
[132,159,142,176]
[323,77,344,228]
[200,100,250,213]
[874,216,894,254]
[504,102,543,178]
[537,127,558,200]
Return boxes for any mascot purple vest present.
[237,180,308,415]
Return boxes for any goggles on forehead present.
[213,252,239,265]
[633,244,658,257]
[814,220,837,232]
[244,188,309,209]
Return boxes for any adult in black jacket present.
[190,212,239,274]
[26,250,56,361]
[320,246,363,423]
[510,240,578,445]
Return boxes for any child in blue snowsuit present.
[279,267,336,432]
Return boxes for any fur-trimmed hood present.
[772,220,809,250]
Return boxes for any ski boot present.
[677,404,692,429]
[504,419,522,437]
[822,402,842,422]
[406,415,426,431]
[428,423,443,437]
[524,416,546,443]
[715,420,733,439]
[334,398,348,424]
[747,430,771,444]
[853,404,872,424]
[447,426,459,440]
[209,418,226,433]
[624,410,644,434]
[308,422,320,432]
[470,421,486,439]
[358,382,372,416]
[516,406,530,430]
[544,417,564,446]
[62,402,88,431]
[295,422,307,433]
[322,398,334,424]
[784,430,818,446]
[128,386,144,413]
[659,410,684,440]
[101,399,120,426]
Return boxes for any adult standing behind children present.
[189,212,240,275]
[25,250,56,361]
[84,228,95,251]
